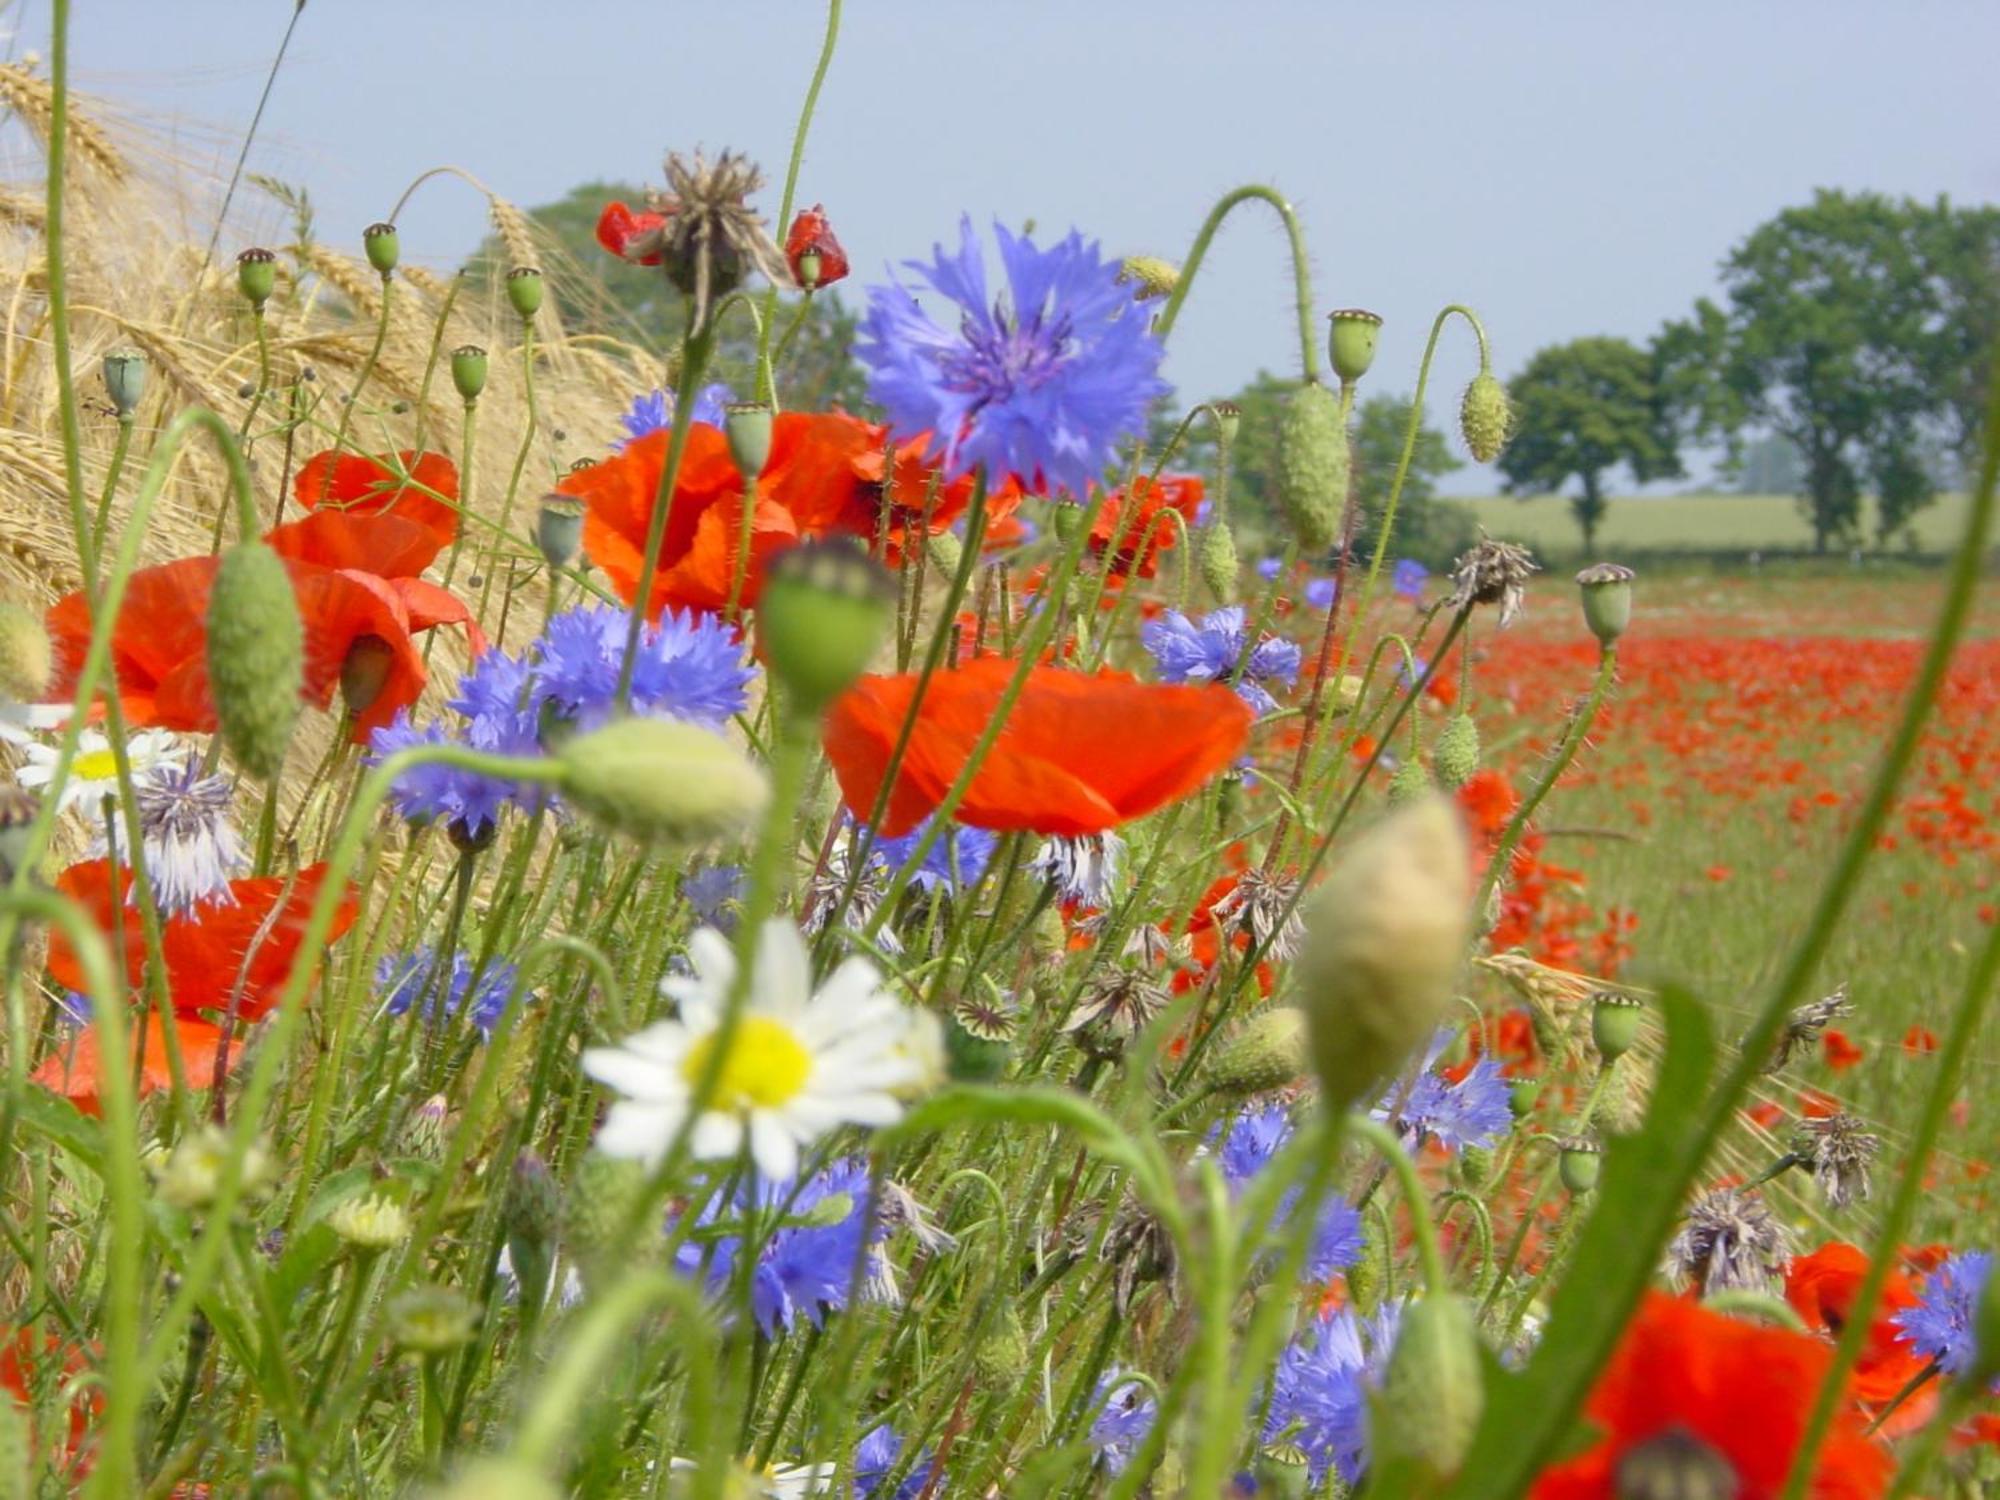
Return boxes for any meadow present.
[1453,492,1976,559]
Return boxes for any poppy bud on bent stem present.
[1460,370,1512,464]
[1276,381,1349,554]
[1375,1293,1485,1479]
[554,717,769,848]
[207,541,304,780]
[755,538,895,716]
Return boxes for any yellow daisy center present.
[72,749,119,780]
[681,1015,811,1110]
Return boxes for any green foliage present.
[1497,336,1680,553]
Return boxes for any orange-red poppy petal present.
[294,450,459,549]
[266,509,444,577]
[31,1016,232,1117]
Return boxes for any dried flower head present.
[1792,1112,1880,1209]
[1446,533,1539,628]
[1207,867,1306,960]
[1665,1186,1792,1296]
[952,988,1018,1043]
[1763,982,1853,1072]
[618,150,793,335]
[877,1178,959,1256]
[1099,1194,1179,1314]
[1064,965,1170,1059]
[129,757,247,917]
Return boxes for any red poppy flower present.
[1458,769,1519,839]
[784,203,849,287]
[824,656,1251,837]
[45,857,357,1023]
[560,425,799,619]
[1821,1028,1864,1071]
[32,1015,232,1117]
[266,508,444,577]
[294,450,459,551]
[2,1326,101,1471]
[1784,1242,1928,1407]
[1901,1025,1938,1055]
[596,199,666,264]
[1530,1291,1891,1499]
[1089,475,1203,578]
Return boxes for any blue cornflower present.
[682,864,745,926]
[1304,576,1338,611]
[857,216,1168,498]
[1896,1251,1994,1381]
[1402,1058,1512,1155]
[1256,556,1285,582]
[1393,558,1429,600]
[617,383,734,448]
[1213,1102,1365,1281]
[533,604,753,734]
[873,817,998,897]
[1087,1368,1157,1476]
[53,990,91,1027]
[673,1157,892,1337]
[1263,1305,1401,1487]
[1142,607,1301,715]
[853,1424,933,1500]
[377,946,526,1036]
[372,649,541,839]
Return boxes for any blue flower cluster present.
[1142,607,1302,715]
[1381,1032,1513,1157]
[1896,1249,1994,1382]
[1213,1102,1365,1281]
[870,816,999,898]
[617,382,734,448]
[377,946,525,1036]
[1086,1368,1158,1476]
[1263,1304,1401,1486]
[371,605,754,840]
[853,1424,934,1500]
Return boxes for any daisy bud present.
[1433,714,1480,791]
[327,1192,411,1250]
[1208,1007,1308,1097]
[402,1094,450,1162]
[101,348,147,417]
[340,635,397,721]
[1376,1294,1485,1480]
[0,785,37,885]
[1558,1136,1603,1195]
[362,221,400,276]
[1591,991,1645,1062]
[1507,1076,1542,1118]
[450,344,488,403]
[505,266,544,320]
[1613,1429,1739,1500]
[207,540,304,781]
[723,401,774,482]
[974,1307,1032,1387]
[153,1125,272,1211]
[1117,255,1180,301]
[0,596,52,703]
[755,537,896,716]
[555,717,769,848]
[1297,794,1472,1114]
[1576,562,1636,647]
[1199,522,1239,604]
[388,1284,479,1354]
[1276,381,1349,553]
[1460,371,1512,464]
[1387,758,1431,807]
[534,494,586,570]
[235,247,277,307]
[1327,308,1383,386]
[504,1152,562,1319]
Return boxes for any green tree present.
[1909,197,2000,474]
[1496,337,1680,553]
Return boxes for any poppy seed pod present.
[1387,757,1431,807]
[450,344,488,403]
[1276,381,1348,553]
[235,246,277,307]
[1591,991,1646,1062]
[1612,1429,1740,1500]
[1559,1136,1603,1195]
[555,717,769,847]
[1199,522,1238,604]
[1576,562,1636,647]
[339,635,397,720]
[207,540,304,780]
[1460,371,1512,464]
[1376,1294,1485,1480]
[1327,308,1383,386]
[1507,1075,1542,1118]
[0,597,52,703]
[505,266,544,320]
[1209,399,1242,450]
[1433,713,1480,791]
[362,221,400,276]
[723,401,774,482]
[755,537,895,716]
[101,348,147,417]
[533,495,586,570]
[1297,794,1472,1114]
[1208,1007,1308,1096]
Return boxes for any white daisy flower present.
[664,1457,835,1497]
[16,728,182,817]
[583,920,919,1183]
[0,699,68,746]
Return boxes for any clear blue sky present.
[27,1,2000,484]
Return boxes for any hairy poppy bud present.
[1433,714,1480,791]
[1327,308,1383,386]
[207,541,303,780]
[1117,255,1180,301]
[756,537,895,716]
[362,221,400,275]
[1387,758,1431,807]
[0,597,51,703]
[450,344,488,403]
[1199,523,1238,604]
[1576,562,1636,647]
[974,1307,1031,1387]
[505,266,544,320]
[1377,1294,1485,1480]
[328,1192,410,1250]
[1276,381,1348,554]
[567,1152,651,1289]
[1209,1008,1308,1096]
[1591,991,1645,1062]
[504,1152,562,1321]
[389,1284,478,1354]
[1460,371,1512,464]
[555,717,769,847]
[927,530,963,578]
[236,246,277,307]
[101,348,147,417]
[533,494,586,571]
[1298,795,1471,1113]
[724,401,773,482]
[0,785,37,885]
[1558,1136,1603,1195]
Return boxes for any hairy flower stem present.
[616,324,716,703]
[41,0,97,596]
[442,395,480,587]
[477,319,540,621]
[1480,1067,1614,1314]
[1154,184,1320,383]
[235,303,275,450]
[754,0,842,400]
[90,412,135,556]
[325,269,396,488]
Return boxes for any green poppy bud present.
[388,1284,478,1355]
[0,596,51,704]
[973,1307,1031,1387]
[1376,1294,1485,1480]
[1558,1136,1603,1195]
[1387,757,1431,806]
[1298,795,1472,1114]
[101,348,147,417]
[724,400,774,482]
[1199,522,1238,604]
[450,344,488,403]
[362,221,400,276]
[0,785,37,886]
[1276,381,1348,553]
[1208,1008,1308,1097]
[207,541,303,780]
[505,266,544,320]
[235,246,278,307]
[534,494,586,570]
[1433,714,1480,791]
[1327,308,1383,386]
[556,717,768,848]
[504,1151,562,1319]
[1460,371,1512,464]
[1576,562,1636,647]
[1591,991,1646,1062]
[755,537,895,716]
[926,529,963,578]
[566,1152,651,1290]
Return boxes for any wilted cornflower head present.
[616,150,793,334]
[1032,831,1125,909]
[120,756,246,917]
[857,216,1169,498]
[1446,533,1539,628]
[1142,607,1301,715]
[1792,1111,1880,1209]
[618,383,734,448]
[378,946,526,1037]
[1262,1303,1402,1487]
[1665,1186,1792,1296]
[1087,1368,1158,1476]
[1895,1250,1994,1382]
[1064,964,1172,1059]
[532,604,753,734]
[1207,867,1307,961]
[1764,981,1854,1072]
[852,1423,931,1500]
[1212,1101,1365,1281]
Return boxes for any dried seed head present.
[1207,868,1305,960]
[1792,1112,1880,1209]
[1763,982,1853,1072]
[1447,533,1539,628]
[1064,966,1170,1060]
[1665,1186,1791,1296]
[625,150,793,336]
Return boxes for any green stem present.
[477,320,538,621]
[326,269,394,469]
[1153,184,1319,382]
[754,0,842,401]
[42,0,96,596]
[89,416,135,558]
[1350,1113,1449,1295]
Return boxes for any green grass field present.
[1447,491,1974,558]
